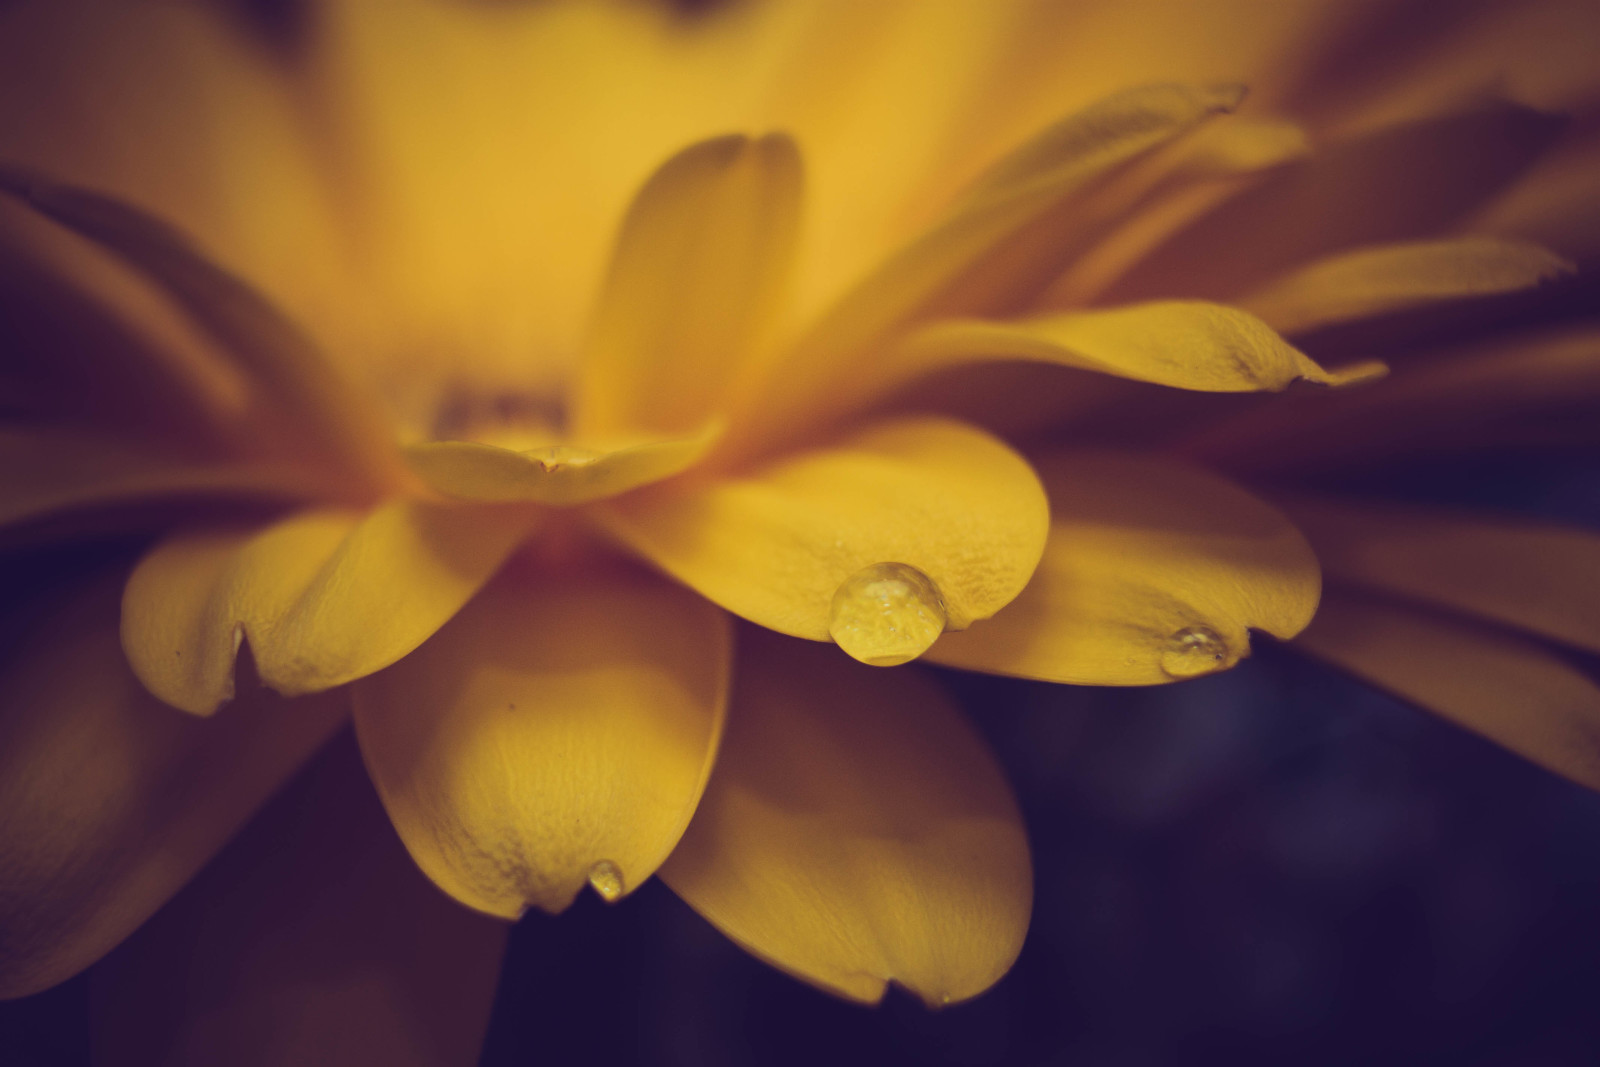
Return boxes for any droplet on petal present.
[588,859,625,903]
[828,562,948,667]
[1160,625,1229,678]
[531,445,604,472]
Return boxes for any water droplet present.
[529,445,603,472]
[1159,625,1229,678]
[828,562,947,667]
[588,859,624,902]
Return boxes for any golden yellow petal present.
[0,571,344,998]
[122,499,537,714]
[661,630,1030,1006]
[353,564,730,919]
[929,451,1320,684]
[1298,590,1600,791]
[594,417,1049,649]
[1240,237,1574,335]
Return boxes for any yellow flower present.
[0,0,1596,1058]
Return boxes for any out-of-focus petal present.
[0,571,345,998]
[91,732,506,1067]
[595,417,1049,644]
[574,134,801,439]
[1297,590,1600,791]
[122,500,537,714]
[354,564,730,919]
[1284,497,1600,654]
[661,630,1030,1007]
[1239,237,1574,334]
[901,301,1384,395]
[929,452,1320,684]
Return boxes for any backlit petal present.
[122,499,537,714]
[661,630,1030,1007]
[353,563,730,919]
[0,572,344,998]
[1297,591,1600,791]
[930,452,1320,684]
[595,417,1049,643]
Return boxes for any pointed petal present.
[574,134,802,439]
[1284,497,1600,655]
[1297,591,1600,792]
[0,571,344,998]
[929,452,1320,685]
[900,301,1385,396]
[122,500,538,714]
[353,564,731,919]
[1239,237,1574,335]
[595,417,1049,642]
[91,732,507,1067]
[661,630,1030,1006]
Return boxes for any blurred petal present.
[123,500,537,714]
[575,134,802,438]
[596,417,1049,642]
[1298,591,1600,791]
[661,630,1030,1007]
[1285,497,1600,654]
[0,571,344,998]
[1240,237,1574,335]
[929,452,1320,684]
[91,731,506,1067]
[354,563,730,918]
[901,301,1385,396]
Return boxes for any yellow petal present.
[594,417,1049,648]
[1284,497,1600,655]
[353,563,731,919]
[1240,237,1575,335]
[0,570,344,998]
[901,301,1385,395]
[574,133,802,439]
[403,423,719,506]
[92,732,507,1067]
[929,452,1320,685]
[661,630,1031,1006]
[122,499,537,714]
[1297,591,1600,791]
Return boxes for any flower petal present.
[574,133,802,439]
[1297,591,1600,791]
[661,630,1031,1007]
[1284,497,1600,655]
[0,571,344,998]
[403,423,719,506]
[595,417,1049,643]
[1239,237,1575,335]
[122,500,537,714]
[353,562,730,919]
[899,301,1385,396]
[929,452,1320,685]
[91,731,507,1067]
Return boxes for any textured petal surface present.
[123,500,537,714]
[930,452,1320,684]
[575,134,802,438]
[596,417,1049,640]
[354,563,731,919]
[661,630,1031,1006]
[1298,591,1600,791]
[1239,237,1574,335]
[1285,497,1600,654]
[0,572,344,998]
[91,732,507,1067]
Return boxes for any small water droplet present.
[1159,625,1229,678]
[828,562,947,667]
[588,859,624,902]
[530,445,603,472]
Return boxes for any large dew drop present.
[588,859,625,903]
[828,562,948,667]
[1159,625,1229,679]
